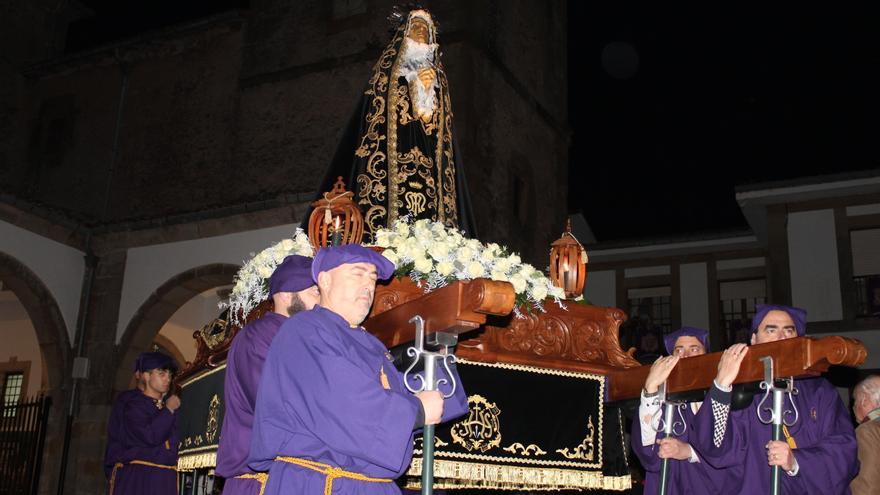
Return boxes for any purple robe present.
[104,389,179,495]
[248,305,468,494]
[692,377,858,494]
[631,402,742,494]
[216,312,286,494]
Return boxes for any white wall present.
[584,270,615,308]
[157,287,230,363]
[117,223,299,343]
[788,210,843,321]
[0,220,84,343]
[0,291,45,397]
[680,262,710,329]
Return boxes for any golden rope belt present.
[108,460,177,495]
[274,456,392,495]
[234,472,269,495]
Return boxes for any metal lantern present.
[308,177,364,249]
[549,219,588,299]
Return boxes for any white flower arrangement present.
[374,218,566,317]
[224,229,314,325]
[223,219,566,325]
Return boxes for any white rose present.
[490,270,509,282]
[465,239,482,251]
[428,243,450,261]
[375,230,393,248]
[508,254,522,266]
[382,249,399,266]
[518,264,536,279]
[258,266,273,278]
[466,261,485,279]
[480,248,496,262]
[436,261,455,277]
[531,285,548,301]
[493,257,512,274]
[509,273,527,293]
[456,247,474,264]
[414,256,433,273]
[394,221,410,236]
[550,285,566,299]
[281,239,295,251]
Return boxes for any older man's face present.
[751,310,798,345]
[320,262,378,326]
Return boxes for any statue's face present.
[408,19,430,44]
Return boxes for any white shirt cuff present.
[639,391,661,447]
[786,457,799,476]
[713,379,733,392]
[688,444,699,463]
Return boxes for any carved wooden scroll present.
[363,279,516,348]
[606,336,867,402]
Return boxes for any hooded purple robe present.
[692,376,858,494]
[104,389,179,494]
[215,311,287,494]
[248,305,468,494]
[632,399,742,494]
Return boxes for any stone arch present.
[0,250,73,495]
[114,263,239,393]
[0,250,72,392]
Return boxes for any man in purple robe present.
[692,304,859,494]
[248,244,468,494]
[631,327,741,494]
[216,255,321,494]
[104,351,181,495]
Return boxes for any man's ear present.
[317,271,331,294]
[750,332,757,345]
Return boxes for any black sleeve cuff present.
[709,383,732,405]
[414,401,426,429]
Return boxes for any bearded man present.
[215,255,321,494]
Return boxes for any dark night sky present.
[67,2,880,242]
[569,2,880,241]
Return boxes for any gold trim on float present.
[179,363,227,388]
[449,359,606,470]
[177,451,217,471]
[405,458,632,491]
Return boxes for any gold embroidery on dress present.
[555,416,596,461]
[451,395,502,453]
[397,85,415,125]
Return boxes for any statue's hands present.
[716,344,749,388]
[644,355,680,394]
[657,438,694,461]
[766,440,796,471]
[417,67,436,90]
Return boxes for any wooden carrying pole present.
[606,336,867,402]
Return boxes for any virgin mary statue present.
[314,7,477,241]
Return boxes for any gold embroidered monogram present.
[451,395,502,453]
